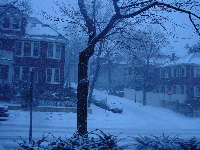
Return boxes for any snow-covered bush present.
[162,100,200,117]
[134,134,200,150]
[16,129,125,150]
[15,132,200,150]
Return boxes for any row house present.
[158,52,200,102]
[0,4,67,94]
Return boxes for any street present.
[0,101,200,149]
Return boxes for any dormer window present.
[13,18,21,29]
[2,16,21,30]
[2,17,10,29]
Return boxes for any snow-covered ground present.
[0,90,200,149]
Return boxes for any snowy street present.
[0,90,200,149]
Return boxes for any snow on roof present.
[26,21,59,37]
[24,17,68,42]
[162,52,200,67]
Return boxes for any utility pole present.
[29,71,34,143]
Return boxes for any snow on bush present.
[133,134,200,150]
[15,129,125,150]
[15,131,200,150]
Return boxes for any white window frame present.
[13,66,39,82]
[46,68,60,84]
[47,43,62,59]
[194,66,200,77]
[15,41,40,57]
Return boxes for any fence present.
[124,88,187,107]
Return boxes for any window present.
[194,67,200,77]
[128,67,132,75]
[165,69,169,78]
[0,66,8,80]
[13,67,20,81]
[0,41,2,49]
[47,43,62,59]
[172,67,178,77]
[172,85,186,95]
[179,67,186,77]
[24,42,31,56]
[194,86,200,97]
[2,17,21,30]
[160,69,165,78]
[15,41,40,57]
[55,44,62,58]
[13,18,21,29]
[180,85,186,94]
[13,66,38,82]
[22,67,29,81]
[173,85,177,94]
[33,42,40,57]
[2,17,10,29]
[160,85,165,93]
[30,67,39,82]
[46,68,60,83]
[15,41,22,56]
[47,43,53,58]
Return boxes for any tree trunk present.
[143,89,146,106]
[77,45,94,136]
[88,40,104,106]
[107,51,112,94]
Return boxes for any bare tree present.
[77,0,200,136]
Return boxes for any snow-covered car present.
[0,106,9,118]
[108,102,123,113]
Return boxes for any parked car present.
[108,102,123,113]
[0,105,9,118]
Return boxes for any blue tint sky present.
[29,0,199,57]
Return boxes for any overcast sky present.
[25,0,200,57]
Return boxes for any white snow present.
[162,52,200,66]
[0,90,200,149]
[26,21,59,36]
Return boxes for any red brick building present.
[0,4,67,94]
[158,52,200,101]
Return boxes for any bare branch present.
[78,0,96,39]
[189,13,200,36]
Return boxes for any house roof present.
[161,52,200,67]
[24,17,67,42]
[0,4,67,43]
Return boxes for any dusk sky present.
[30,0,199,57]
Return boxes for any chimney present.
[171,53,175,61]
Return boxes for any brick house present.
[0,4,67,95]
[158,52,200,102]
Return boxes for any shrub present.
[15,129,125,150]
[133,134,200,150]
[15,132,200,150]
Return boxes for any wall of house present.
[124,88,187,107]
[0,38,65,93]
